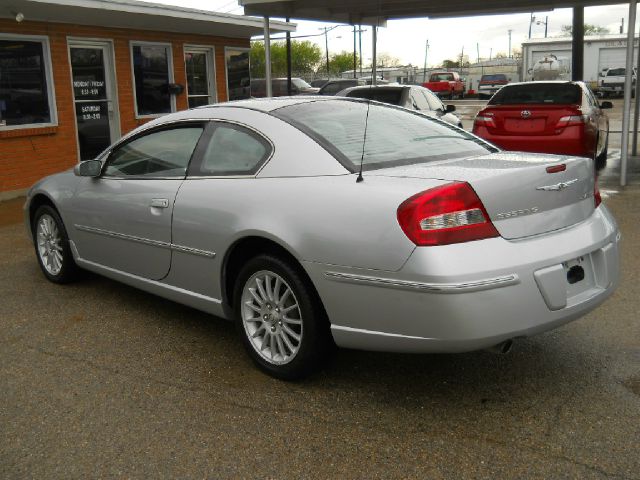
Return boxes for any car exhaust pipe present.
[485,339,513,354]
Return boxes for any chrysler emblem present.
[521,110,532,118]
[536,179,579,191]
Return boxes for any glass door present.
[69,42,119,161]
[184,47,216,108]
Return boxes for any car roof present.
[342,85,409,93]
[500,80,584,87]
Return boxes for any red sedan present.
[473,81,612,169]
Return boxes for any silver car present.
[25,97,620,379]
[337,84,463,127]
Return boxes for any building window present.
[184,46,216,108]
[0,36,56,128]
[131,43,173,117]
[224,48,250,101]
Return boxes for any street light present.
[530,14,549,38]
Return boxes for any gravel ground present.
[1,189,639,479]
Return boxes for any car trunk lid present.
[368,152,596,240]
[479,104,583,136]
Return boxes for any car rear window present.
[481,74,507,82]
[430,73,453,81]
[273,100,494,172]
[607,68,626,76]
[345,88,404,105]
[488,83,581,105]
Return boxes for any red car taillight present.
[474,112,496,128]
[594,176,602,208]
[397,182,500,246]
[556,115,586,128]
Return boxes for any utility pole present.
[358,25,363,77]
[353,25,357,78]
[423,39,429,83]
[544,16,549,38]
[320,26,331,77]
[508,29,513,58]
[621,17,625,34]
[529,13,534,39]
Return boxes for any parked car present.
[26,97,619,379]
[599,67,637,98]
[318,78,389,95]
[423,71,465,99]
[477,74,511,99]
[338,85,463,127]
[473,81,612,170]
[250,78,319,97]
[529,54,571,82]
[310,78,332,88]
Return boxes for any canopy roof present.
[240,0,626,25]
[1,0,294,38]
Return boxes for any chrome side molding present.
[324,271,519,294]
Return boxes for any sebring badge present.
[536,178,579,191]
[496,207,540,220]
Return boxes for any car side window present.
[423,90,445,111]
[191,123,272,176]
[411,89,431,111]
[104,126,203,178]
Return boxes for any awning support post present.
[571,7,584,81]
[286,16,292,96]
[632,31,640,156]
[621,0,637,186]
[264,16,272,98]
[372,25,377,86]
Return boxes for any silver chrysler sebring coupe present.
[25,97,620,379]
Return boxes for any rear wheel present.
[596,136,608,172]
[234,254,332,380]
[32,205,79,283]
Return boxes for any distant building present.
[0,0,292,199]
[340,66,419,84]
[521,34,639,87]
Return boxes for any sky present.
[140,1,640,66]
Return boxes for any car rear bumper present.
[473,126,592,158]
[305,205,619,353]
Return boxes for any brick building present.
[0,0,292,199]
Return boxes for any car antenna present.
[356,100,371,183]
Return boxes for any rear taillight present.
[556,115,586,128]
[594,176,602,208]
[474,112,496,128]
[397,182,500,246]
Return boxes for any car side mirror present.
[74,159,102,177]
[600,101,613,109]
[445,104,456,113]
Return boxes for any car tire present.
[32,205,80,284]
[596,137,608,172]
[233,254,333,380]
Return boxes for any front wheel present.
[32,205,79,283]
[234,254,332,380]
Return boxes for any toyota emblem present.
[521,110,532,118]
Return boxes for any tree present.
[322,50,359,76]
[561,24,610,36]
[376,52,401,67]
[442,59,459,69]
[250,40,322,78]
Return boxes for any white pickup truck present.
[599,67,637,97]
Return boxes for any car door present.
[169,121,273,298]
[69,122,206,280]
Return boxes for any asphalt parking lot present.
[1,185,639,478]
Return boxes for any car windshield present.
[607,68,626,76]
[481,74,507,82]
[292,78,312,89]
[488,83,581,105]
[273,100,494,171]
[430,73,453,81]
[345,88,403,105]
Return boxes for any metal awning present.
[240,0,626,25]
[0,0,294,38]
[243,0,638,187]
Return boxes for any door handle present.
[150,198,169,208]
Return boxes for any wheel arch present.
[221,235,327,320]
[28,193,58,235]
